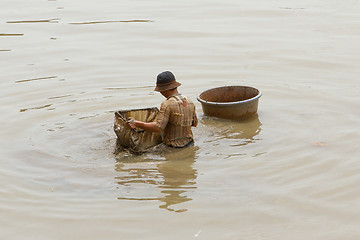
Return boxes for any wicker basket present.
[114,107,162,152]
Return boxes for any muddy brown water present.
[1,0,360,239]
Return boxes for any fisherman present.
[127,71,198,148]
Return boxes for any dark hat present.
[154,71,181,92]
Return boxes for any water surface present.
[1,0,360,239]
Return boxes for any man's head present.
[154,71,181,92]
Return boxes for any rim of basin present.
[197,86,262,105]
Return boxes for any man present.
[128,71,198,148]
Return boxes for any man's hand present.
[126,117,136,129]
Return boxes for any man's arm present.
[127,101,168,134]
[129,121,162,133]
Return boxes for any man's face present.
[160,91,167,98]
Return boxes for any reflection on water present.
[20,104,53,113]
[69,20,153,25]
[115,146,198,213]
[114,115,261,213]
[0,33,24,36]
[7,19,60,23]
[15,76,58,83]
[6,19,152,25]
[199,114,262,147]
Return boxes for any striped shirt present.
[155,93,198,147]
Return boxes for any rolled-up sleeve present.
[155,102,170,130]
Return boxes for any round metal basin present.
[197,86,262,120]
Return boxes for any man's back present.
[127,71,198,148]
[156,93,198,147]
